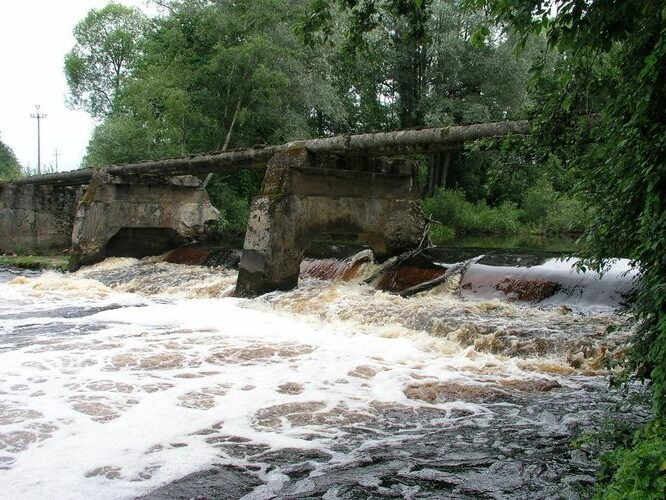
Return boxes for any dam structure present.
[0,121,528,296]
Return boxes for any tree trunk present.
[205,97,243,188]
[222,98,242,151]
[440,152,450,190]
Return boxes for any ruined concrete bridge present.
[0,120,528,296]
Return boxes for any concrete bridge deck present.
[7,121,528,186]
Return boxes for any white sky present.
[0,0,151,172]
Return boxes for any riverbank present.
[422,187,589,246]
[0,254,69,271]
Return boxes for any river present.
[0,246,643,499]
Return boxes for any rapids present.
[0,251,644,499]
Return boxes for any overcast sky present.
[0,0,150,172]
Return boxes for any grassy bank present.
[0,255,69,271]
[422,183,590,245]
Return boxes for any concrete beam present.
[8,121,529,186]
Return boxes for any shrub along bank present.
[422,178,590,244]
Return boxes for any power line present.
[30,105,47,175]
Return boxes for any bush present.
[545,195,590,233]
[520,177,591,233]
[596,419,666,499]
[422,188,523,235]
[206,181,249,235]
[477,199,523,233]
[422,185,589,237]
[429,223,456,244]
[522,177,558,223]
[422,188,468,226]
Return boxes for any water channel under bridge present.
[0,121,528,296]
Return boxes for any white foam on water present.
[0,261,628,499]
[2,263,133,304]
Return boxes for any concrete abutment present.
[0,175,218,268]
[70,173,218,268]
[0,183,83,255]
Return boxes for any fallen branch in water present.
[362,222,432,286]
[398,255,485,298]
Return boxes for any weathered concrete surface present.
[0,183,83,254]
[70,174,218,268]
[235,148,425,297]
[13,121,529,186]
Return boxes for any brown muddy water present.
[0,246,646,499]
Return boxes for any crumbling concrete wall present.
[235,148,426,297]
[0,183,83,254]
[70,173,218,268]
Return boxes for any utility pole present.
[53,149,60,172]
[30,105,47,175]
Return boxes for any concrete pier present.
[235,148,425,297]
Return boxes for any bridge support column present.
[0,183,83,255]
[70,173,218,268]
[235,148,425,297]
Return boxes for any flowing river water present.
[0,247,643,499]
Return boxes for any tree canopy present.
[0,137,21,181]
[72,0,536,167]
[64,2,148,118]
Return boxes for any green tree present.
[463,0,666,495]
[0,137,21,180]
[78,0,349,231]
[82,114,156,167]
[302,0,535,196]
[82,0,346,162]
[303,0,532,130]
[64,2,148,118]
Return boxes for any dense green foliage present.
[464,0,666,495]
[301,0,535,130]
[0,137,22,181]
[423,189,521,237]
[423,178,588,242]
[78,0,345,165]
[595,419,666,499]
